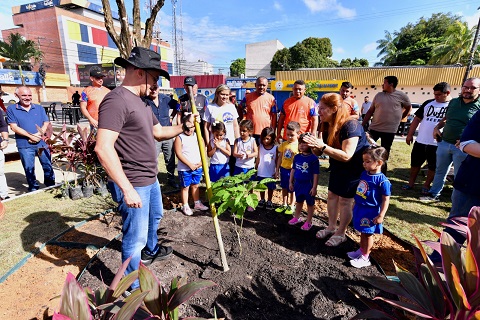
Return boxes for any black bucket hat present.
[114,46,170,80]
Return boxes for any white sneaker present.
[194,202,209,211]
[181,205,193,216]
[350,255,371,268]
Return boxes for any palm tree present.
[376,30,399,66]
[0,33,43,85]
[429,21,476,65]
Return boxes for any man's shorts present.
[209,163,230,182]
[256,175,276,190]
[411,141,437,170]
[280,167,291,190]
[353,205,383,234]
[179,168,203,188]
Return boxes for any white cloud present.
[462,12,480,28]
[273,1,282,11]
[334,47,345,54]
[0,4,16,39]
[162,11,287,66]
[362,42,377,53]
[303,0,356,19]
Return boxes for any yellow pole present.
[186,85,229,272]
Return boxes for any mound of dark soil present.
[79,205,385,319]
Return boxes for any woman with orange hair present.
[303,93,370,246]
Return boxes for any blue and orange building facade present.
[1,0,173,89]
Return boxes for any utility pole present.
[463,7,480,84]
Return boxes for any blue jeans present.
[18,146,55,192]
[428,140,467,197]
[109,180,164,289]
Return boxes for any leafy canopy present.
[230,58,245,77]
[376,12,471,66]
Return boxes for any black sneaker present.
[258,199,266,209]
[265,201,273,211]
[419,194,440,202]
[141,245,173,266]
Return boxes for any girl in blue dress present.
[350,146,391,268]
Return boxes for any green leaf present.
[373,296,434,318]
[418,264,445,317]
[217,201,229,215]
[441,232,464,309]
[168,280,216,310]
[114,290,150,320]
[139,263,162,315]
[112,271,138,300]
[253,184,267,191]
[246,194,257,208]
[394,261,435,315]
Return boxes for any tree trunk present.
[101,0,166,58]
[18,65,25,86]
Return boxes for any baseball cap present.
[114,46,170,80]
[184,76,197,86]
[90,68,106,78]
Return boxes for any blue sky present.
[0,0,478,73]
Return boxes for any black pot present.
[83,185,94,198]
[95,185,109,197]
[69,185,84,200]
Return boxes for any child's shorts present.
[179,168,203,188]
[256,175,276,190]
[233,166,254,176]
[280,167,291,190]
[353,205,383,234]
[295,191,315,206]
[209,163,230,182]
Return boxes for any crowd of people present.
[0,46,478,282]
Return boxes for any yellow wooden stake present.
[186,85,229,272]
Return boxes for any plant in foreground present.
[209,170,276,251]
[350,207,480,319]
[53,257,216,319]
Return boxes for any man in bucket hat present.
[95,47,196,290]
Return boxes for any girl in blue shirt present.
[350,146,391,268]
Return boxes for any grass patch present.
[0,189,115,277]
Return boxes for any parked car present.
[1,92,19,104]
[397,102,420,135]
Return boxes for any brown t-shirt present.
[369,90,411,133]
[98,86,159,187]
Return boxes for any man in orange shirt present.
[340,81,360,119]
[80,68,110,129]
[277,80,318,141]
[242,76,277,144]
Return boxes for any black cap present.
[114,46,170,80]
[90,68,106,78]
[184,76,196,86]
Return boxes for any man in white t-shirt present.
[403,82,450,193]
